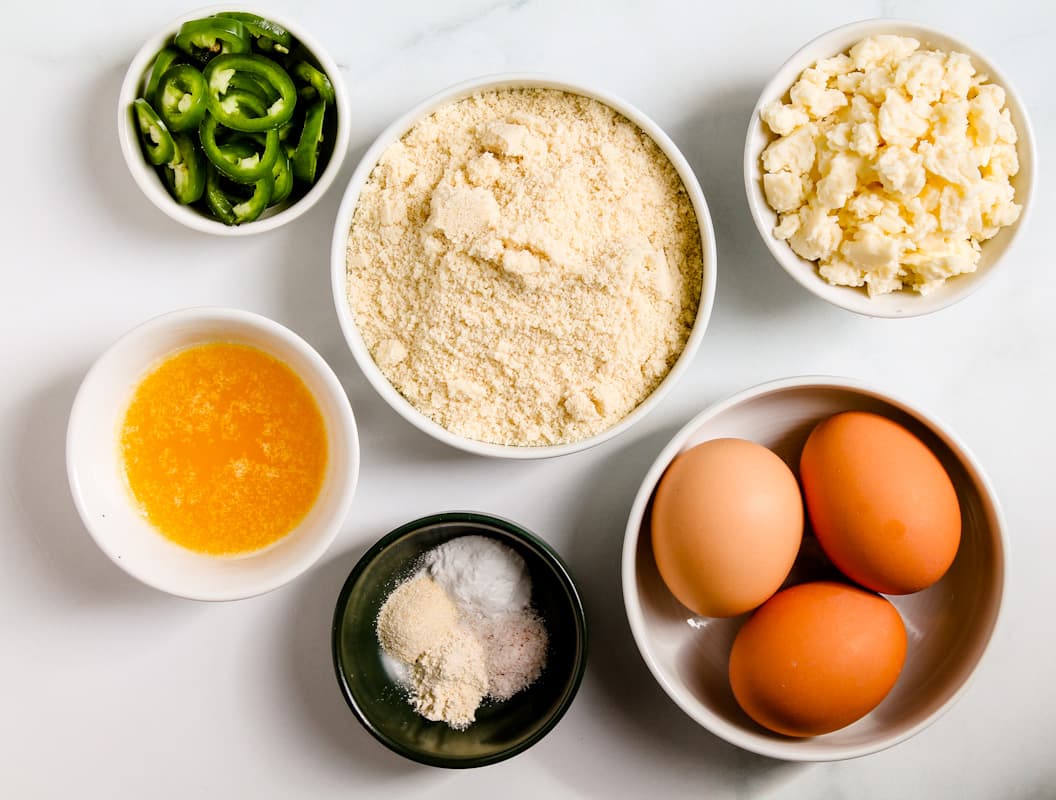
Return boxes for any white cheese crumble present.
[759,35,1022,296]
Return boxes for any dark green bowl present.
[331,511,588,768]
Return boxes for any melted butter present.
[120,342,327,556]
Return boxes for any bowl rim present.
[117,3,352,236]
[330,510,589,768]
[329,71,717,459]
[620,374,1007,761]
[742,17,1037,318]
[65,305,360,601]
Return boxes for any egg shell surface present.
[650,438,803,618]
[728,581,907,737]
[800,411,961,594]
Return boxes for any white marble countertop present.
[3,1,1053,797]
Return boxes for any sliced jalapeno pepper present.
[206,166,273,225]
[204,142,276,223]
[230,135,291,204]
[227,71,279,103]
[203,54,297,132]
[135,13,331,222]
[277,119,296,142]
[174,17,251,62]
[232,173,273,222]
[204,164,237,224]
[271,152,293,205]
[291,61,335,105]
[256,36,291,55]
[215,12,292,51]
[132,98,176,166]
[291,98,326,182]
[163,133,206,204]
[216,89,268,119]
[199,113,279,183]
[144,46,182,107]
[157,64,208,132]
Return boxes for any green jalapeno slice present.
[214,12,292,51]
[163,133,206,204]
[203,54,297,132]
[291,61,335,105]
[132,98,176,166]
[144,47,182,107]
[227,71,280,103]
[271,152,293,205]
[204,163,238,225]
[232,172,273,222]
[174,17,251,61]
[199,113,280,183]
[157,65,208,132]
[291,99,327,182]
[205,160,273,224]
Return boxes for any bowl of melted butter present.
[67,306,359,600]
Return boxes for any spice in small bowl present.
[376,535,549,730]
[332,512,587,768]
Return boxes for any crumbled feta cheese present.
[789,205,843,261]
[758,34,1022,296]
[878,89,930,146]
[760,100,811,137]
[875,145,926,196]
[763,172,809,212]
[790,74,848,119]
[761,125,816,173]
[849,35,920,69]
[773,213,801,240]
[815,153,859,209]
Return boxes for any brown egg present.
[651,438,803,617]
[800,411,961,594]
[729,581,907,737]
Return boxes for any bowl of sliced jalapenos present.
[118,5,350,234]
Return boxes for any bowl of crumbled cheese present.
[331,74,716,456]
[331,512,587,768]
[744,20,1035,317]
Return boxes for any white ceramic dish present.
[743,19,1036,317]
[118,4,351,235]
[330,73,717,459]
[622,376,1005,761]
[66,307,360,601]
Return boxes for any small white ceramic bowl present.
[744,19,1036,317]
[67,307,360,601]
[330,73,717,459]
[622,376,1005,760]
[118,4,351,235]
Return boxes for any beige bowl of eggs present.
[621,375,1005,760]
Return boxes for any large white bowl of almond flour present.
[331,74,716,458]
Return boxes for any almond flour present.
[346,88,703,446]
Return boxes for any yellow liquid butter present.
[120,342,328,556]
